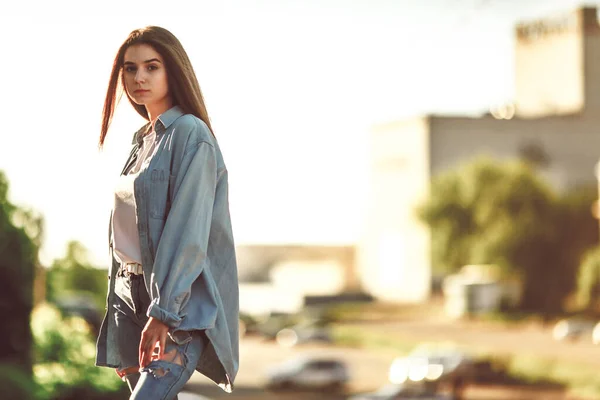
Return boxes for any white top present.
[111,130,158,265]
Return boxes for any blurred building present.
[358,6,600,303]
[236,244,357,287]
[236,244,359,314]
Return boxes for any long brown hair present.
[99,26,213,147]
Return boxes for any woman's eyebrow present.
[123,58,162,65]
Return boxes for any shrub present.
[31,303,128,400]
[418,157,598,314]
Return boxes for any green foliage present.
[532,185,598,312]
[507,354,600,399]
[31,303,128,400]
[417,157,598,313]
[0,170,43,373]
[46,241,108,310]
[418,157,557,275]
[0,170,124,400]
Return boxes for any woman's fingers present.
[138,336,144,367]
[139,332,156,368]
[157,331,167,360]
[139,317,170,368]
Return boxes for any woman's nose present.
[135,69,146,83]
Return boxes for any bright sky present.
[0,0,594,266]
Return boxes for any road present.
[185,336,386,399]
[183,335,570,400]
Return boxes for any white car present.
[553,318,595,341]
[265,356,350,392]
[388,343,473,397]
[591,321,600,344]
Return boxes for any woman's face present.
[122,44,172,118]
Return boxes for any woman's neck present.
[146,98,174,130]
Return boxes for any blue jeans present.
[113,269,206,400]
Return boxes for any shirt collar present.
[155,105,184,133]
[132,105,184,145]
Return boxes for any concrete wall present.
[357,117,431,303]
[235,244,358,291]
[429,114,600,191]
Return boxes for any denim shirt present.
[95,106,239,392]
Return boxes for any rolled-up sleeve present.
[146,140,218,327]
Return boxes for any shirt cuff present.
[147,300,183,328]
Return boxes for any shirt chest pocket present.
[148,169,171,220]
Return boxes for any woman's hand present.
[139,317,170,368]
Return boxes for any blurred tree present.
[418,157,597,313]
[31,303,128,400]
[418,157,557,275]
[550,186,598,311]
[46,241,108,310]
[0,170,43,375]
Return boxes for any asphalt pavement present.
[183,335,569,400]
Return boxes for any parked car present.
[591,321,600,345]
[253,312,299,339]
[388,343,474,399]
[348,383,452,400]
[264,356,350,392]
[552,317,596,342]
[275,324,333,347]
[239,312,260,337]
[252,310,333,341]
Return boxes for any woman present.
[95,26,239,400]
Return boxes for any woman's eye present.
[124,66,136,73]
[147,65,158,71]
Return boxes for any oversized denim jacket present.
[95,106,239,392]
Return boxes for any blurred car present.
[388,343,474,399]
[265,356,350,392]
[591,321,600,345]
[252,310,332,341]
[348,383,453,400]
[239,312,260,337]
[552,317,596,342]
[253,312,299,339]
[275,324,333,347]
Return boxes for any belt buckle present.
[124,262,142,276]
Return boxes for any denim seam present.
[155,341,191,399]
[122,338,191,394]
